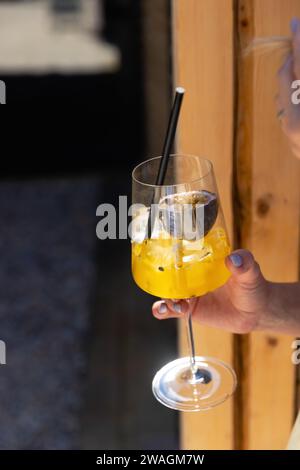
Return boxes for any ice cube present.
[131,207,150,243]
[182,245,213,264]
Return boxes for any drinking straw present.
[155,87,185,185]
[147,87,185,238]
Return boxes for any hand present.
[152,250,270,334]
[277,17,300,158]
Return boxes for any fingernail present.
[229,253,243,268]
[173,302,182,313]
[290,17,299,34]
[158,302,168,315]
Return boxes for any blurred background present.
[0,0,178,449]
[4,0,299,452]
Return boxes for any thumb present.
[225,249,264,288]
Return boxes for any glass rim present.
[132,154,213,189]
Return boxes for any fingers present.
[292,17,300,79]
[276,18,300,157]
[225,249,264,289]
[152,298,189,320]
[276,19,299,131]
[277,54,300,132]
[277,54,294,112]
[152,250,264,321]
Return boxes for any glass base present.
[152,356,237,411]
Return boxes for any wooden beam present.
[172,0,234,450]
[236,0,300,450]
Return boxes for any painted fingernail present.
[158,302,168,315]
[229,253,243,268]
[291,17,299,34]
[173,302,182,313]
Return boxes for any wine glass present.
[131,154,237,411]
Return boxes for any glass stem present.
[185,310,197,377]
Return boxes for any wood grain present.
[172,0,234,450]
[236,0,300,450]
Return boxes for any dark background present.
[1,0,144,173]
[0,0,178,450]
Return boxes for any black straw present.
[156,87,185,185]
[147,87,185,238]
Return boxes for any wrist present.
[254,280,277,332]
[255,281,300,334]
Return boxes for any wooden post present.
[172,0,300,450]
[173,0,235,450]
[236,0,300,450]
